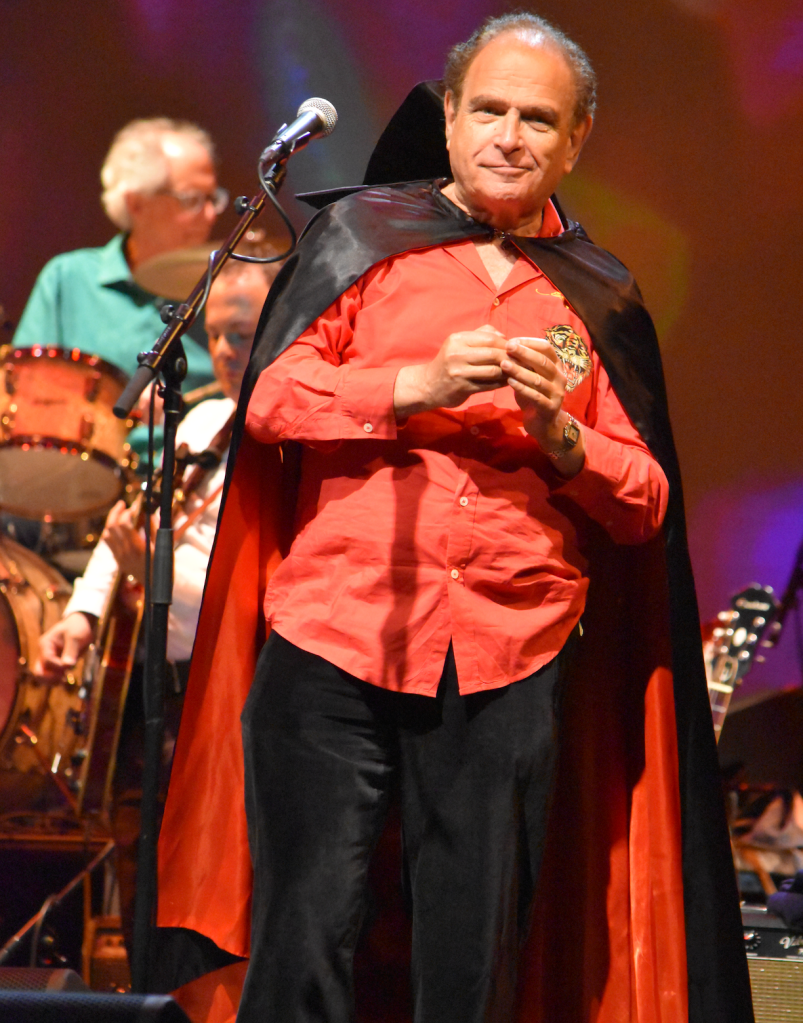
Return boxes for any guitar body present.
[45,410,234,822]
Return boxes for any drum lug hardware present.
[84,370,102,402]
[80,414,95,443]
[71,748,88,766]
[16,720,37,745]
[66,708,85,735]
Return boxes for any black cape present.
[158,180,753,1023]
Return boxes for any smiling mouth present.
[483,165,530,175]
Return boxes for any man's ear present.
[565,115,593,171]
[444,90,456,150]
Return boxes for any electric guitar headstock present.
[704,584,781,741]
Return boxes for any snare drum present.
[0,347,138,521]
[0,537,75,814]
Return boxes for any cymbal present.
[134,243,219,300]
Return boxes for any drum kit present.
[0,345,141,833]
[0,244,217,834]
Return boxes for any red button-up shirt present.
[246,210,668,696]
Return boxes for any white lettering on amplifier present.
[778,936,803,950]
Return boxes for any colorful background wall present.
[2,0,802,700]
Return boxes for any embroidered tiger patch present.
[544,325,592,392]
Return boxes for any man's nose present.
[221,333,248,354]
[495,110,522,151]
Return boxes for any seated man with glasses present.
[12,117,225,395]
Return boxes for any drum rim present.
[4,345,132,391]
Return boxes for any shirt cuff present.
[550,426,668,544]
[63,577,109,620]
[62,540,118,620]
[335,365,399,439]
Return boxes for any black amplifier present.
[743,904,803,1022]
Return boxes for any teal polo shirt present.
[13,235,215,461]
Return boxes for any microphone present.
[260,98,338,166]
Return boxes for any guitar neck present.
[705,584,780,743]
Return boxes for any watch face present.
[564,419,580,449]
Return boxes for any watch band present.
[546,413,580,460]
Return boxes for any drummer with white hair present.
[12,116,226,393]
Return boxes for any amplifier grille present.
[748,957,803,1022]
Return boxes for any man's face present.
[444,34,592,233]
[204,267,272,400]
[126,135,219,254]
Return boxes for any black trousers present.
[238,632,567,1023]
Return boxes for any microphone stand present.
[114,154,292,995]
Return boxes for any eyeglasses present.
[156,186,229,215]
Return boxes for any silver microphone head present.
[297,97,338,137]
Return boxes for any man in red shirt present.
[237,15,663,1023]
[158,13,752,1023]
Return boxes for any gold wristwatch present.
[546,413,580,460]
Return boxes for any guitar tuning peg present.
[717,611,731,621]
[771,621,782,631]
[761,640,774,648]
[764,585,774,594]
[755,655,766,663]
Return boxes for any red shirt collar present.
[539,199,564,238]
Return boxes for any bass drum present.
[0,538,78,816]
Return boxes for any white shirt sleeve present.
[60,397,234,662]
[62,540,118,620]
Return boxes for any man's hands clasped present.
[393,324,509,415]
[393,325,583,475]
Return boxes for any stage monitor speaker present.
[743,905,803,1022]
[0,968,87,991]
[0,991,190,1022]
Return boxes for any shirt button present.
[469,426,479,436]
[363,422,373,433]
[459,496,468,507]
[450,568,460,580]
[492,298,500,307]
